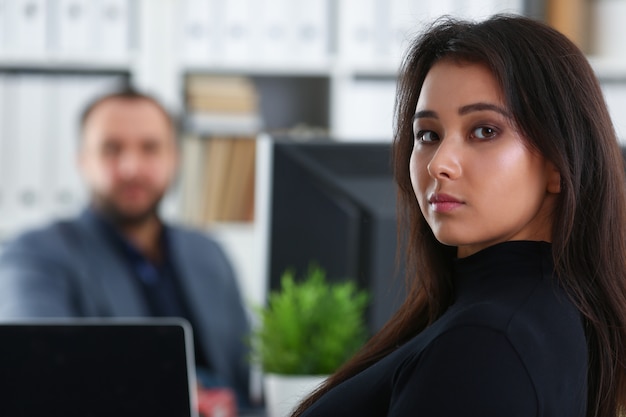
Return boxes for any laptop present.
[0,318,198,417]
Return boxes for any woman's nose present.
[426,136,462,180]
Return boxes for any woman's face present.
[410,59,561,258]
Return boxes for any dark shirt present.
[301,241,588,417]
[87,209,211,370]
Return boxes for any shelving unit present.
[168,0,626,308]
[2,0,626,308]
[543,0,626,141]
[0,0,135,243]
[170,0,526,306]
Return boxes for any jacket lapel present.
[168,228,218,333]
[77,211,150,316]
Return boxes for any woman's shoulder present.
[456,273,583,334]
[441,274,587,366]
[393,319,586,417]
[397,278,587,412]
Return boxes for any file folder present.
[294,0,329,62]
[0,0,6,53]
[50,75,125,218]
[389,0,428,63]
[96,0,130,58]
[603,83,626,142]
[258,0,291,62]
[6,0,47,54]
[0,74,6,237]
[13,75,49,230]
[95,0,132,58]
[338,0,379,64]
[219,0,253,63]
[181,0,215,65]
[56,0,94,53]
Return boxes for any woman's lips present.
[428,193,464,213]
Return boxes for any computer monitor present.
[268,139,406,334]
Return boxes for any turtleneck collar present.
[452,240,554,299]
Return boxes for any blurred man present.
[0,89,250,410]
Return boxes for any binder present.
[180,0,215,64]
[1,76,18,238]
[500,0,524,14]
[459,0,524,20]
[218,0,253,63]
[46,76,64,219]
[5,0,47,54]
[603,83,626,142]
[257,0,292,62]
[97,0,129,57]
[458,0,493,19]
[96,0,130,58]
[55,0,94,53]
[50,75,125,218]
[389,0,428,63]
[590,0,626,57]
[0,0,6,53]
[294,0,329,62]
[338,0,379,64]
[49,76,87,218]
[0,74,6,237]
[10,75,49,232]
[427,0,456,18]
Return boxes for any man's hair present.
[79,87,176,135]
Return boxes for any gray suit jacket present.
[0,210,250,400]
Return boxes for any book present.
[546,0,588,50]
[201,136,233,224]
[219,137,255,222]
[181,74,261,226]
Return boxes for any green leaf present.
[250,264,370,375]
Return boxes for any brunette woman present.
[291,14,626,417]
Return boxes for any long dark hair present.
[292,14,626,417]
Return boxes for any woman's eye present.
[472,126,498,140]
[416,130,439,142]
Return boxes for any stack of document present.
[184,75,262,136]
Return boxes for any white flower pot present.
[263,373,328,417]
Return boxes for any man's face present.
[78,98,178,224]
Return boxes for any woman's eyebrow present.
[413,103,511,122]
[458,102,511,117]
[413,110,438,121]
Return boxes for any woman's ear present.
[547,163,561,194]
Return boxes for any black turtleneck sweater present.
[301,241,587,417]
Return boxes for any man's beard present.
[91,188,165,228]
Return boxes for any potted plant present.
[251,265,369,417]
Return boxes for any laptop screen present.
[0,319,196,417]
